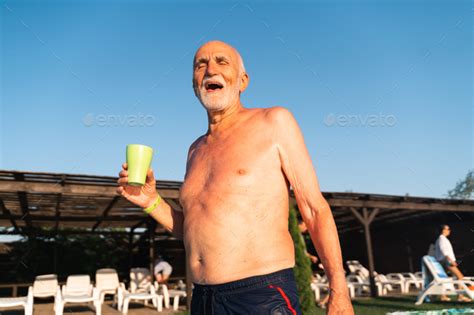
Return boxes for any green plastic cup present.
[126,144,154,186]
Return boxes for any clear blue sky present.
[1,0,472,198]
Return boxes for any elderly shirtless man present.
[117,40,353,314]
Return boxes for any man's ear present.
[239,72,249,93]
[192,79,199,97]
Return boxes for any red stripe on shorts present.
[268,284,297,315]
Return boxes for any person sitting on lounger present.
[154,256,173,284]
[434,224,471,302]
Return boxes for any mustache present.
[201,76,226,88]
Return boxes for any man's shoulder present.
[253,106,295,126]
[263,105,292,118]
[187,134,206,153]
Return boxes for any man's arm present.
[148,137,203,239]
[154,262,164,274]
[147,196,184,240]
[269,107,353,313]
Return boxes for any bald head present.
[193,41,246,76]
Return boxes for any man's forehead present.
[194,42,238,62]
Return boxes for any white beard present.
[196,77,241,112]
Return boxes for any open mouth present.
[204,81,224,92]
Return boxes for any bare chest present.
[179,129,281,209]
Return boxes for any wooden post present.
[148,221,156,279]
[406,240,414,273]
[362,209,376,297]
[128,230,134,274]
[349,207,379,297]
[54,237,58,274]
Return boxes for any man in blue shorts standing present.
[118,40,353,314]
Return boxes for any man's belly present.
[183,210,295,284]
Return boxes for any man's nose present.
[205,61,219,76]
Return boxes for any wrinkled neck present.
[206,101,244,136]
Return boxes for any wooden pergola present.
[319,192,474,296]
[1,169,473,301]
[0,170,191,305]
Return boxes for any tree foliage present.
[2,232,131,283]
[448,169,474,199]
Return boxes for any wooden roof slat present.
[0,199,20,233]
[0,181,180,198]
[92,196,120,230]
[0,170,472,234]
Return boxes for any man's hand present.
[309,254,319,264]
[116,162,159,208]
[327,289,354,315]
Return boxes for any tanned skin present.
[117,41,353,314]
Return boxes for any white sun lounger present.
[55,275,101,315]
[31,274,60,313]
[0,287,33,315]
[159,283,186,311]
[415,255,474,305]
[96,268,120,305]
[129,268,157,293]
[117,282,163,314]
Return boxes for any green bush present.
[289,206,317,314]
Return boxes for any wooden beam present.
[148,220,156,278]
[329,198,474,212]
[54,193,62,234]
[92,196,120,230]
[165,198,183,212]
[0,199,20,233]
[0,229,147,236]
[14,173,33,229]
[0,181,180,198]
[349,207,365,224]
[129,230,135,271]
[363,208,377,298]
[363,215,377,297]
[132,230,149,249]
[131,218,147,231]
[367,208,379,224]
[17,191,33,229]
[0,214,144,222]
[349,207,379,298]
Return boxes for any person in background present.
[154,255,173,284]
[434,224,471,302]
[298,219,324,270]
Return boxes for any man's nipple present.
[237,169,246,175]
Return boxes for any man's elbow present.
[307,198,331,219]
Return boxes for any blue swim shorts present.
[191,268,303,315]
